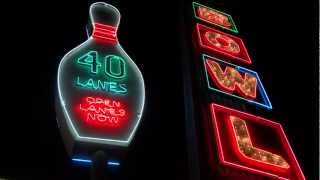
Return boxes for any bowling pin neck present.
[89,2,120,45]
[92,23,118,44]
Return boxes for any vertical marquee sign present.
[56,2,145,163]
[184,1,305,179]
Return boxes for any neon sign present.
[229,116,290,172]
[76,76,127,94]
[203,54,272,110]
[210,103,305,179]
[56,2,145,151]
[190,2,305,179]
[76,51,126,80]
[196,23,251,64]
[105,55,126,79]
[205,59,257,99]
[193,2,238,33]
[78,96,127,129]
[75,51,127,94]
[77,51,101,74]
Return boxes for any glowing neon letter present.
[198,6,231,28]
[105,55,126,79]
[196,24,251,64]
[79,96,127,128]
[192,2,238,33]
[206,59,257,99]
[76,76,128,94]
[229,115,290,171]
[205,31,240,54]
[77,51,101,74]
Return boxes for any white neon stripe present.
[72,158,91,163]
[107,161,120,166]
[72,158,121,166]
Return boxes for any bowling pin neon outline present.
[57,2,145,146]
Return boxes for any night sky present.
[0,0,318,179]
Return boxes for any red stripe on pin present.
[92,23,118,44]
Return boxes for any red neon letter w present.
[206,59,257,99]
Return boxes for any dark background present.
[0,0,318,179]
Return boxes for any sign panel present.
[189,2,305,179]
[203,54,272,110]
[196,23,251,64]
[56,2,145,151]
[193,2,238,33]
[210,103,305,180]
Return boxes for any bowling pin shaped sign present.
[56,2,145,153]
